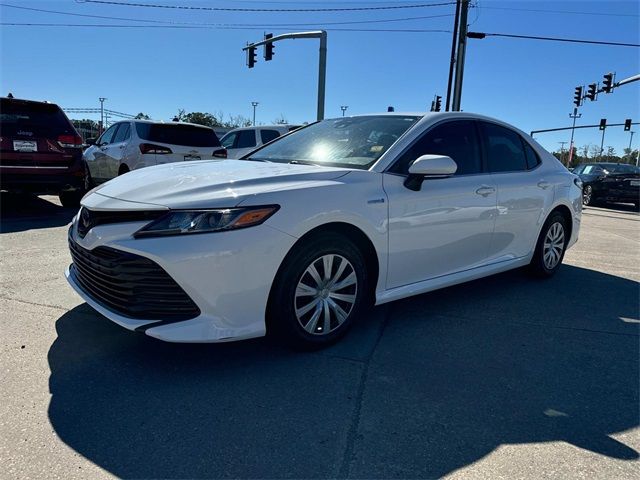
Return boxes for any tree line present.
[553,145,639,167]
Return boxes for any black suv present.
[0,96,87,207]
[574,162,640,208]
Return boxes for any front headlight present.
[134,205,279,238]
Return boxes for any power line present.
[479,5,639,18]
[0,23,451,33]
[468,31,640,48]
[76,0,457,13]
[0,4,454,27]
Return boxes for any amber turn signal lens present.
[233,207,278,227]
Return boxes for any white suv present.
[83,120,226,184]
[220,124,301,159]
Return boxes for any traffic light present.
[264,33,274,61]
[573,86,583,107]
[247,45,257,68]
[624,119,632,131]
[602,72,614,93]
[586,83,598,101]
[435,96,442,112]
[599,118,607,131]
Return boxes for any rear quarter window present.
[135,123,220,147]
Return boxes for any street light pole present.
[629,130,635,150]
[567,107,581,166]
[340,105,348,117]
[251,101,259,126]
[98,97,106,134]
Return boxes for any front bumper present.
[65,218,297,342]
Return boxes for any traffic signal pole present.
[567,108,581,166]
[243,30,327,121]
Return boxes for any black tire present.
[118,164,129,176]
[84,162,94,191]
[58,190,83,208]
[529,211,568,278]
[582,184,594,206]
[267,232,370,349]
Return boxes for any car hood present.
[86,159,351,209]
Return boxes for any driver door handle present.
[475,186,495,197]
[537,180,551,190]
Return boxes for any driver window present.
[389,120,482,175]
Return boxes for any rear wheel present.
[118,164,130,176]
[267,232,369,349]
[529,212,568,278]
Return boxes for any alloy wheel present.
[294,254,357,335]
[543,222,565,270]
[582,185,592,205]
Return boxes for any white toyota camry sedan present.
[66,112,582,348]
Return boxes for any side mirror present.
[404,154,457,191]
[86,138,97,146]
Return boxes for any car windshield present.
[0,99,75,138]
[602,164,640,174]
[135,123,220,147]
[246,115,421,169]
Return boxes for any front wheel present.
[58,190,83,208]
[582,184,594,205]
[529,212,568,278]
[267,232,369,349]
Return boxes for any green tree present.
[135,112,150,119]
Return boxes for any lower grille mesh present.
[69,236,200,320]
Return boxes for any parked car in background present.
[66,112,582,348]
[0,96,86,206]
[574,162,640,207]
[83,120,226,185]
[220,124,301,159]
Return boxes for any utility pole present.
[628,131,635,150]
[567,107,581,166]
[340,105,348,117]
[251,101,259,126]
[243,31,327,121]
[445,0,461,112]
[558,141,567,164]
[98,97,106,134]
[451,0,469,111]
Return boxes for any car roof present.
[1,96,61,108]
[129,119,214,130]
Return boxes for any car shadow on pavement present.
[47,265,639,479]
[0,193,76,233]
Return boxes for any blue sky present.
[1,0,638,154]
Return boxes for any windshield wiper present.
[289,159,320,166]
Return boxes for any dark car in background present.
[574,162,640,208]
[0,97,86,207]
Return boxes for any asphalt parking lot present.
[1,193,638,479]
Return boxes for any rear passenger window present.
[113,123,130,143]
[236,130,257,149]
[480,122,528,173]
[260,129,280,144]
[390,120,482,175]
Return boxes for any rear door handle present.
[475,186,495,197]
[537,180,551,189]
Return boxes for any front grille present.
[77,208,166,238]
[69,237,200,321]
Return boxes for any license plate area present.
[184,155,201,161]
[630,180,640,186]
[13,140,37,152]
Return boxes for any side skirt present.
[375,256,531,305]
